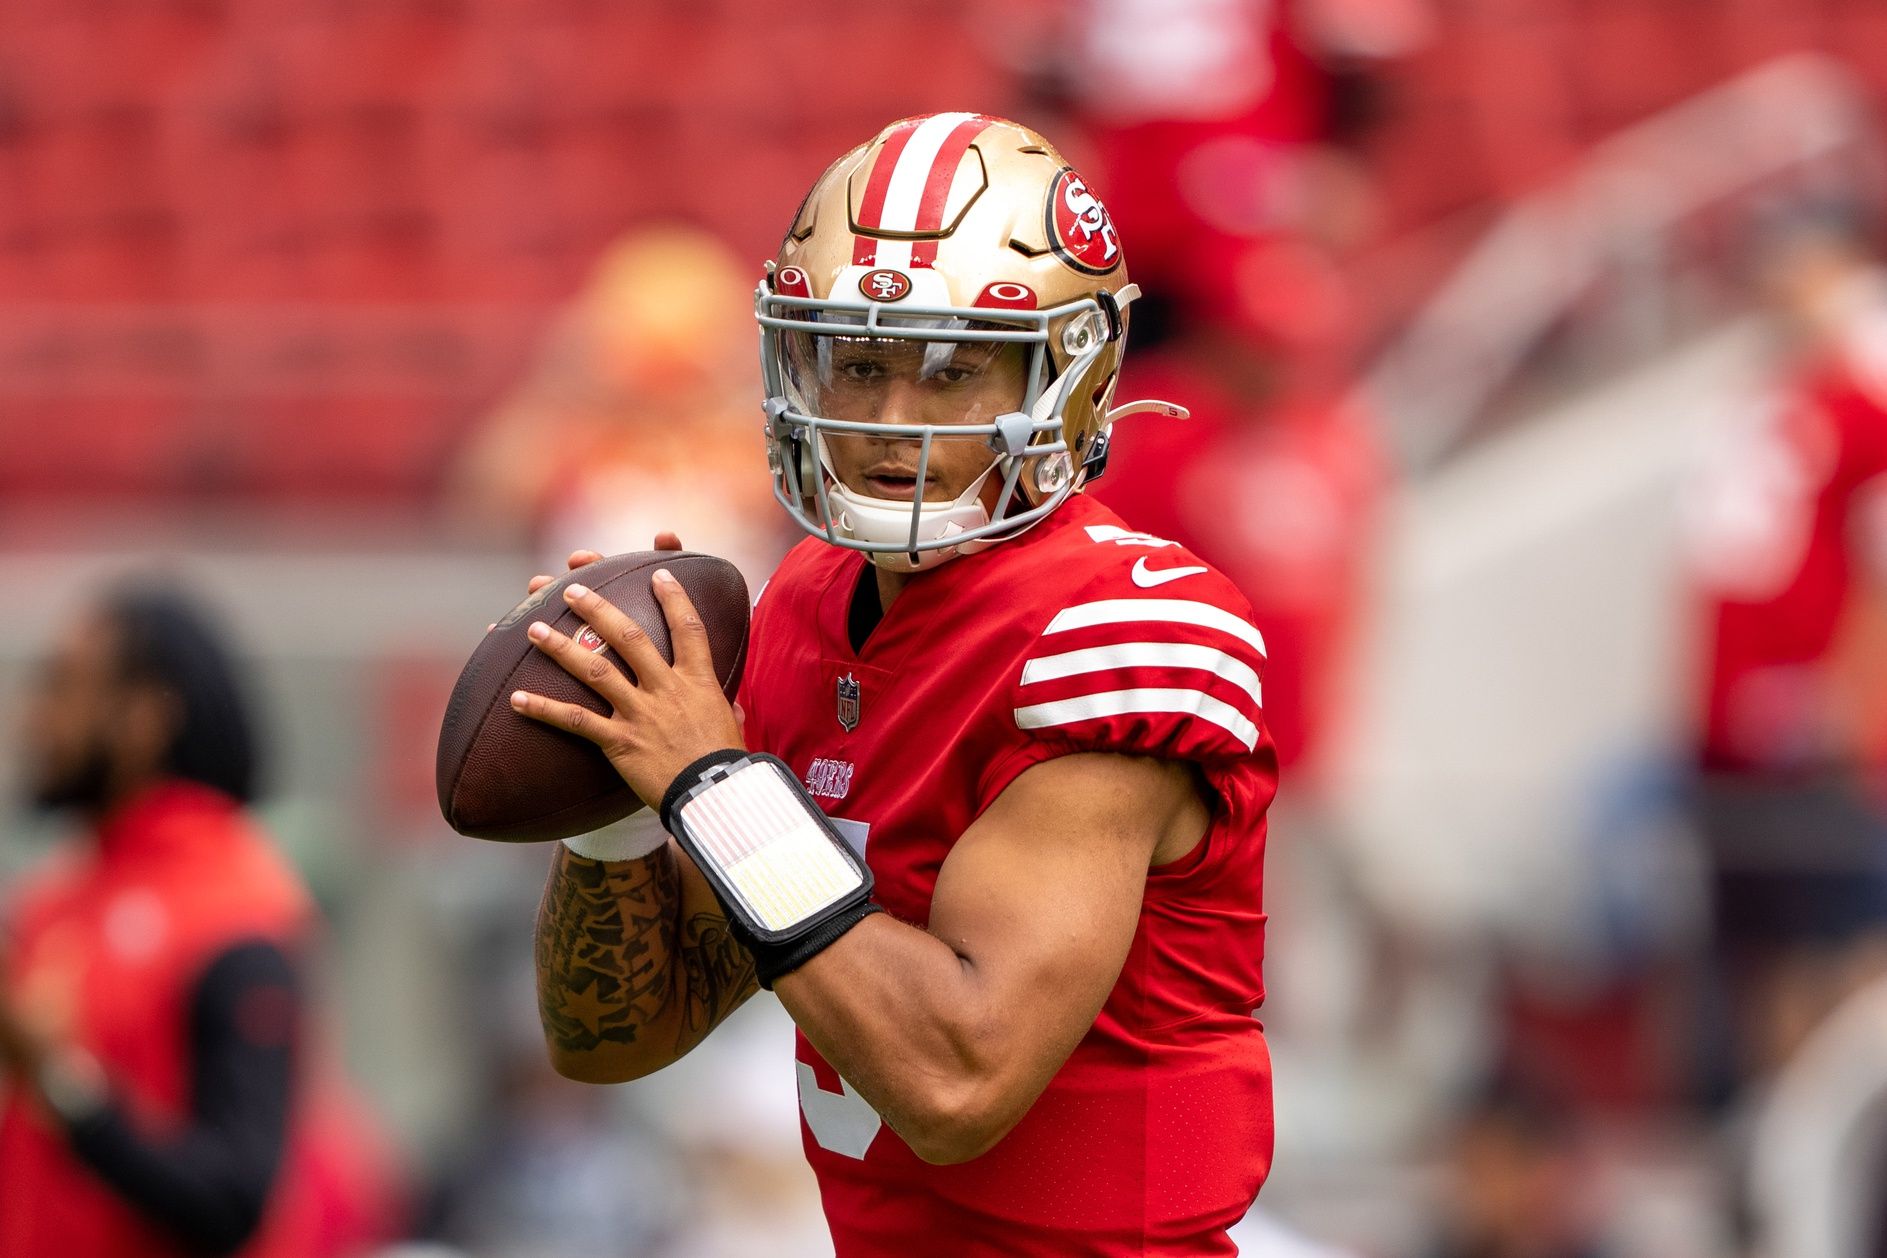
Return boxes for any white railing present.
[1362,53,1885,470]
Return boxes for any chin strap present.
[817,435,1006,572]
[1104,398,1191,424]
[1078,398,1190,485]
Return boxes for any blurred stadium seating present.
[3,0,1884,505]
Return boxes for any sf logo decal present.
[1048,168,1121,275]
[860,269,913,302]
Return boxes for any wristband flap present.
[670,754,873,946]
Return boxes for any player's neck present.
[874,567,911,612]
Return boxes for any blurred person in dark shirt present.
[1682,205,1887,1097]
[0,584,400,1258]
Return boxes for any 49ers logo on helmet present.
[1046,168,1121,276]
[860,269,913,302]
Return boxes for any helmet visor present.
[778,324,1034,430]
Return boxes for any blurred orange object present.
[448,224,788,579]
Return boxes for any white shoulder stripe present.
[1014,687,1260,752]
[1044,598,1267,657]
[1021,642,1262,709]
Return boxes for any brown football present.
[437,551,750,842]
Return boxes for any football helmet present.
[756,113,1185,571]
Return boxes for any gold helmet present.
[756,113,1185,570]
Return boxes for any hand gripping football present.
[437,551,750,842]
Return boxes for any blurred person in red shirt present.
[1683,205,1887,1093]
[1055,0,1407,780]
[1052,0,1428,316]
[1088,239,1387,1180]
[0,585,402,1258]
[1093,244,1382,784]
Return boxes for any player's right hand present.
[513,534,744,740]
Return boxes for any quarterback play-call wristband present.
[661,750,881,987]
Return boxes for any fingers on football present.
[527,574,556,595]
[525,620,638,709]
[508,688,612,745]
[651,569,713,679]
[562,583,671,686]
[653,531,683,552]
[566,549,604,571]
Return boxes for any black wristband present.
[661,751,878,989]
[747,901,882,989]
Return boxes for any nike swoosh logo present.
[1131,557,1208,588]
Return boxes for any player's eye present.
[836,358,887,384]
[931,363,977,386]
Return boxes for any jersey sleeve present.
[978,560,1271,805]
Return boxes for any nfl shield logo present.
[836,673,861,733]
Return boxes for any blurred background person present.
[1422,1079,1617,1258]
[1681,205,1887,1106]
[0,584,402,1258]
[1049,0,1403,1185]
[1045,0,1430,309]
[428,1045,686,1258]
[447,224,793,586]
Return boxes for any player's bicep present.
[926,753,1203,1087]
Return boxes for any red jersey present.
[0,783,320,1258]
[741,493,1276,1256]
[1689,325,1887,772]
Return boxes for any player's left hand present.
[509,569,744,810]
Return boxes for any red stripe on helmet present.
[910,116,994,269]
[851,118,923,267]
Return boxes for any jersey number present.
[797,1060,883,1159]
[795,813,883,1159]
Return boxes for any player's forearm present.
[533,846,688,1082]
[775,914,1060,1164]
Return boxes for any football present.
[436,551,750,842]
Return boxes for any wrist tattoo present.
[677,911,758,1051]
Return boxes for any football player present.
[512,114,1277,1255]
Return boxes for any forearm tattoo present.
[534,849,759,1060]
[535,849,677,1054]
